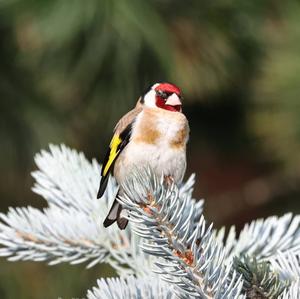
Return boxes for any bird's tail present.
[103,193,128,230]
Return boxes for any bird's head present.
[141,82,182,112]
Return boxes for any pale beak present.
[165,93,182,106]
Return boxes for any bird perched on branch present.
[97,82,189,229]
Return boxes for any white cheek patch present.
[143,89,157,108]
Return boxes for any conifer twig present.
[118,167,244,299]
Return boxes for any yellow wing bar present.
[102,134,122,176]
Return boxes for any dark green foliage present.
[234,255,287,299]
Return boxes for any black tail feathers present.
[103,195,128,230]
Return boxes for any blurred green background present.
[1,0,300,298]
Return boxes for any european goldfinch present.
[97,82,189,229]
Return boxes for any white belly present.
[115,143,186,184]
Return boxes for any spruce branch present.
[223,213,300,261]
[0,145,154,276]
[0,145,197,278]
[269,251,300,282]
[233,255,286,299]
[1,144,300,298]
[279,280,300,299]
[118,167,244,299]
[0,206,108,267]
[87,276,175,299]
[0,205,152,275]
[32,144,113,213]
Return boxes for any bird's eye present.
[156,90,168,99]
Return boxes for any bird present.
[97,82,189,229]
